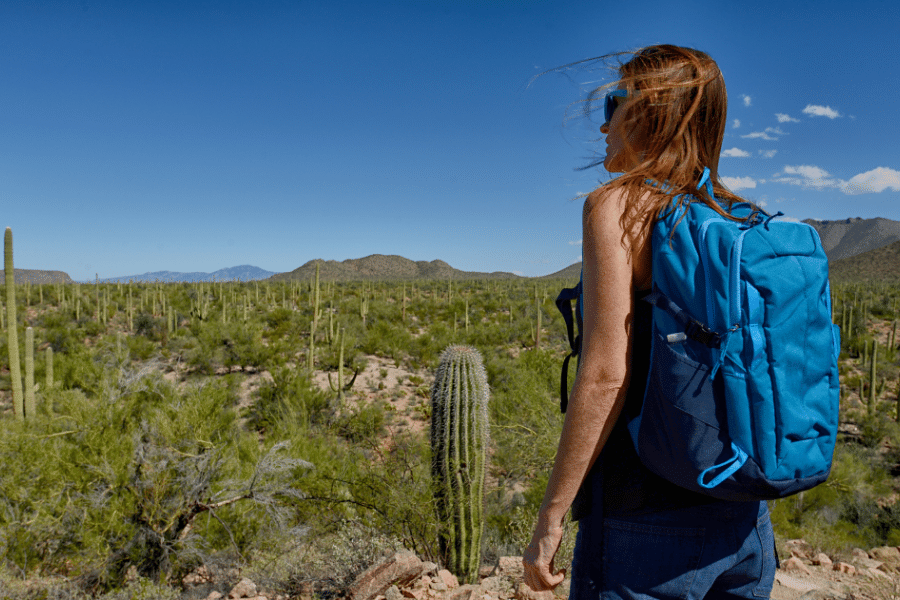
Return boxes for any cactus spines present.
[5,228,23,422]
[430,345,489,584]
[25,326,34,418]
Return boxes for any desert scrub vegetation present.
[1,266,900,596]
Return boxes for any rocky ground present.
[163,542,900,600]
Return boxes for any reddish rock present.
[833,562,856,576]
[781,557,811,576]
[349,552,428,600]
[228,578,258,599]
[870,546,900,569]
[866,567,890,580]
[811,553,833,567]
[402,587,426,599]
[499,558,524,582]
[514,583,554,600]
[183,565,213,586]
[438,570,460,590]
[785,539,812,560]
[448,584,481,600]
[851,548,870,560]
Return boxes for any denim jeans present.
[569,500,777,600]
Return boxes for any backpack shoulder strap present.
[555,271,583,413]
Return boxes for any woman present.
[522,45,778,599]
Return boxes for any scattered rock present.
[438,570,460,590]
[349,551,428,600]
[205,592,224,600]
[385,585,404,600]
[782,557,812,575]
[851,548,869,560]
[448,584,480,600]
[184,565,213,586]
[869,546,900,569]
[833,562,856,576]
[851,556,883,571]
[499,557,524,582]
[865,567,890,580]
[480,576,503,594]
[786,539,814,560]
[228,578,258,599]
[812,553,833,567]
[514,582,554,600]
[773,572,817,595]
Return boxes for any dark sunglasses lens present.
[605,95,622,123]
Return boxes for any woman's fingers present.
[522,528,567,591]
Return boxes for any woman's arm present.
[523,185,640,590]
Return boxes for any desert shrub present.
[246,365,332,434]
[487,348,567,483]
[332,399,389,444]
[768,441,895,551]
[133,312,162,340]
[222,322,269,371]
[265,306,297,336]
[360,318,412,362]
[0,361,312,594]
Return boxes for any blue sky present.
[2,0,897,282]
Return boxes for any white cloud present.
[569,239,582,246]
[765,127,787,136]
[740,131,778,141]
[721,147,750,157]
[775,114,800,123]
[775,165,836,190]
[771,165,900,194]
[802,105,841,119]
[732,119,741,128]
[721,176,757,191]
[742,94,751,107]
[840,167,900,194]
[760,150,777,158]
[784,165,830,179]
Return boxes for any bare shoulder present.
[583,184,658,226]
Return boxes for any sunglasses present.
[604,89,639,124]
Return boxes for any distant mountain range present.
[7,217,900,285]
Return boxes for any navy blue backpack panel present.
[557,167,841,501]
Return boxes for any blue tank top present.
[571,288,719,520]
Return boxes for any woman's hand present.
[522,523,566,591]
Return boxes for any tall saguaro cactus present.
[5,228,23,422]
[430,345,489,584]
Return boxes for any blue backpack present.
[556,167,841,501]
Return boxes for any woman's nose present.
[600,122,609,134]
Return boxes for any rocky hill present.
[5,268,76,285]
[804,217,900,262]
[263,255,522,282]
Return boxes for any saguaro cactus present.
[430,345,489,584]
[5,228,23,422]
[46,346,54,390]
